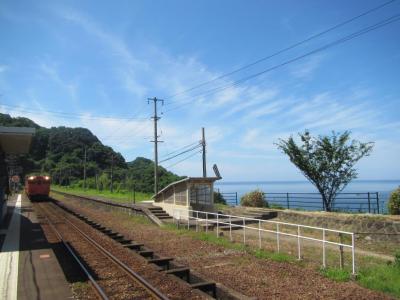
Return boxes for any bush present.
[213,192,226,205]
[240,189,268,207]
[387,186,400,215]
[395,251,400,269]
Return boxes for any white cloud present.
[290,54,325,79]
[40,62,79,100]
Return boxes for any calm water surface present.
[215,180,400,213]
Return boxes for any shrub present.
[213,192,226,205]
[387,186,400,215]
[240,189,268,207]
[395,251,400,269]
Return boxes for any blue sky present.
[0,0,399,181]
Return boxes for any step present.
[139,250,154,258]
[158,216,173,219]
[107,232,119,237]
[165,267,190,281]
[190,281,216,297]
[111,234,125,241]
[153,212,170,216]
[123,243,144,250]
[148,257,174,269]
[119,239,132,245]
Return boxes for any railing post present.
[229,215,232,241]
[196,211,199,232]
[368,192,371,213]
[206,213,208,233]
[322,229,326,268]
[352,233,356,275]
[376,192,380,214]
[216,213,219,237]
[187,212,190,230]
[258,220,262,249]
[236,192,238,206]
[243,218,246,245]
[276,223,280,252]
[297,225,301,260]
[286,193,290,209]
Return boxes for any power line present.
[164,14,400,113]
[159,143,202,164]
[164,150,202,169]
[160,141,201,158]
[165,0,397,100]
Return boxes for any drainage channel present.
[55,203,251,299]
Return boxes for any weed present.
[320,267,351,282]
[357,264,400,298]
[252,248,294,262]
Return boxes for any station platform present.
[0,194,79,300]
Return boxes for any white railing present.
[172,208,356,274]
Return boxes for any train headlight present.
[44,176,50,180]
[28,176,35,180]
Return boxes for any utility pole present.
[202,127,207,177]
[110,154,114,193]
[83,147,87,190]
[148,97,164,195]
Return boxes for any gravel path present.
[59,197,394,300]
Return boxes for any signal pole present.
[202,127,207,177]
[148,97,164,195]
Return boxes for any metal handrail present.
[173,208,356,274]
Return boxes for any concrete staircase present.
[147,206,173,221]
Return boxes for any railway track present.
[36,201,169,300]
[49,191,251,299]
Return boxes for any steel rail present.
[37,204,109,300]
[40,202,169,300]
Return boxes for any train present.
[25,175,51,200]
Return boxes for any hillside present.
[0,113,181,193]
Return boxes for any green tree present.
[276,131,373,212]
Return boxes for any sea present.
[214,180,400,213]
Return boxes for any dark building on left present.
[0,126,35,223]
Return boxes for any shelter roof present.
[0,126,35,154]
[153,176,219,199]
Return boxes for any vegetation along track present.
[35,201,171,300]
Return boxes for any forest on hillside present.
[0,113,182,193]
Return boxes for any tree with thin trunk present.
[276,131,373,212]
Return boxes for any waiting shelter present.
[153,177,220,218]
[0,126,35,223]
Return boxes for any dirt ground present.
[56,196,394,300]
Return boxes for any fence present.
[172,208,356,274]
[263,192,381,214]
[218,191,383,214]
[220,192,238,206]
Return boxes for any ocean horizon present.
[215,179,400,213]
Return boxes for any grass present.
[163,224,295,263]
[51,185,152,203]
[319,267,352,282]
[163,222,399,298]
[320,263,400,298]
[357,263,400,297]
